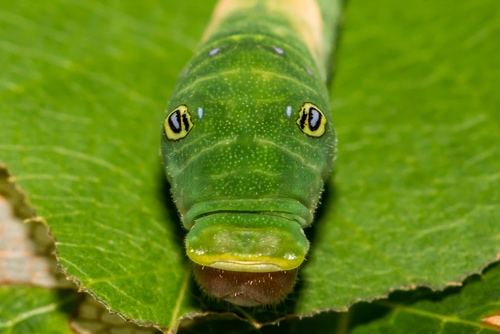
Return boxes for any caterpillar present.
[161,0,341,306]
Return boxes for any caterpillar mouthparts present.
[193,264,298,306]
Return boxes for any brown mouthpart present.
[192,263,298,306]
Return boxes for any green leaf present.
[298,0,500,312]
[1,0,217,331]
[1,0,499,332]
[0,191,161,333]
[176,267,500,334]
[0,286,79,334]
[351,264,500,334]
[0,286,161,334]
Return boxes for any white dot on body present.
[209,48,220,56]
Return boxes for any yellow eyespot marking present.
[296,102,327,137]
[164,105,193,141]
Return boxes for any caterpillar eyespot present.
[164,105,193,141]
[296,102,327,137]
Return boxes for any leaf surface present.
[351,265,500,334]
[0,286,78,334]
[297,0,500,312]
[0,1,217,330]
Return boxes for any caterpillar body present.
[161,0,341,306]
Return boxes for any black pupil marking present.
[308,108,321,131]
[169,110,182,133]
[182,113,190,131]
[299,112,307,129]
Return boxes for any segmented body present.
[161,0,342,306]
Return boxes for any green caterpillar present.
[161,0,341,306]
